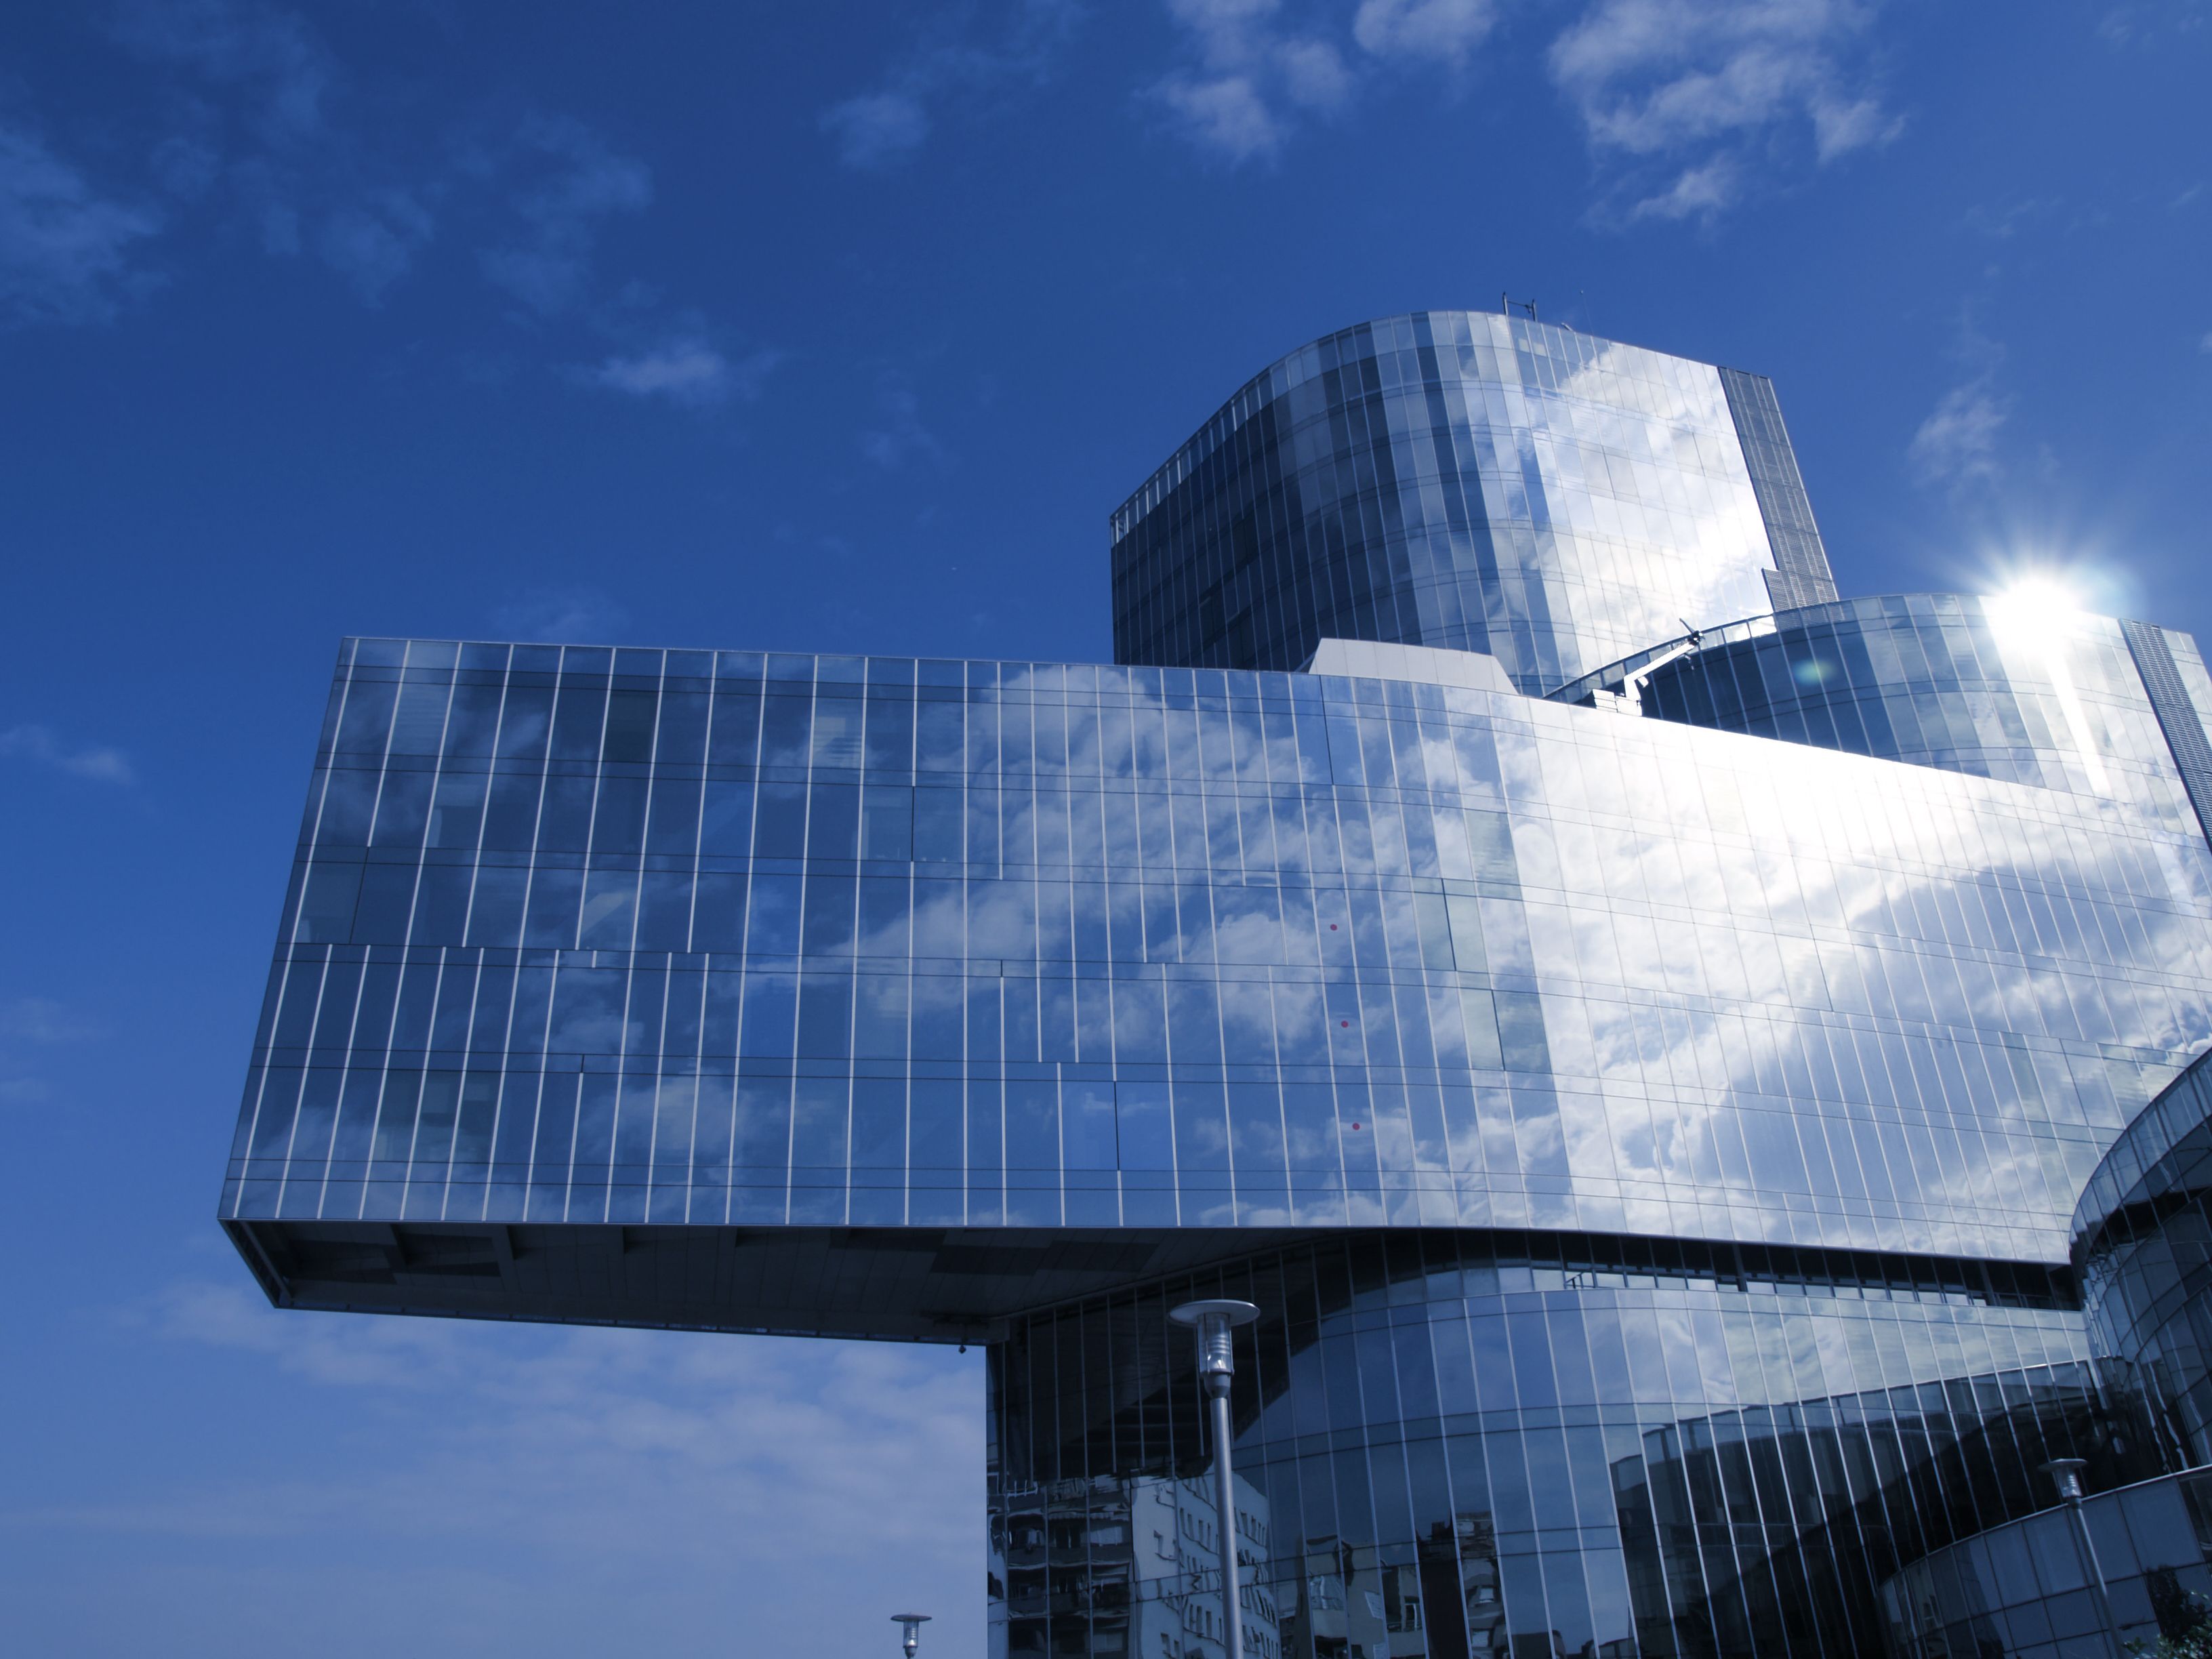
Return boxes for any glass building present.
[2075,1046,2212,1477]
[222,313,2212,1659]
[1879,1466,2212,1656]
[1879,1048,2212,1656]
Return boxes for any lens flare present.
[1983,573,2086,651]
[1982,571,2111,794]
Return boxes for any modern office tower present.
[222,314,2212,1659]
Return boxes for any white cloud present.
[113,0,451,305]
[820,0,1082,169]
[22,5,772,421]
[146,1279,470,1389]
[38,1280,985,1656]
[1807,85,1889,159]
[0,724,134,783]
[821,92,933,169]
[0,995,98,1113]
[861,375,949,470]
[2199,329,2212,354]
[1147,0,1364,164]
[1628,154,1740,220]
[2099,3,2211,49]
[0,998,99,1044]
[1277,37,1358,104]
[1153,73,1287,162]
[1171,0,1292,58]
[589,338,781,409]
[488,586,632,644]
[478,118,652,316]
[1960,196,2056,239]
[1352,0,1500,67]
[112,0,332,143]
[1136,0,1898,198]
[593,341,727,402]
[1549,0,1898,220]
[150,131,223,201]
[1910,379,2009,487]
[115,11,669,326]
[1142,0,1506,168]
[0,124,162,326]
[316,189,433,303]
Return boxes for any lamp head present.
[892,1613,932,1659]
[2042,1458,2089,1502]
[1170,1298,1260,1381]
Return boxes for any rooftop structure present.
[1110,312,1838,695]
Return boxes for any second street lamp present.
[1170,1298,1261,1659]
[890,1613,931,1659]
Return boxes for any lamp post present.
[890,1613,931,1659]
[1170,1298,1261,1659]
[2043,1459,2122,1658]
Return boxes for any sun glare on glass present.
[1984,573,2087,651]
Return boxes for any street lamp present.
[1170,1298,1261,1659]
[890,1613,931,1659]
[2043,1460,2122,1657]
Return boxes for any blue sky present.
[2,1,2208,1653]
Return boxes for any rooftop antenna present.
[1501,293,1538,325]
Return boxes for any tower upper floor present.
[1110,310,1838,694]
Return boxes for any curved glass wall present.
[1878,1468,2212,1658]
[1109,312,1832,695]
[226,638,2212,1267]
[994,1233,2116,1659]
[1551,594,2209,840]
[2074,1048,2212,1472]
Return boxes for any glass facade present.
[997,1233,2105,1659]
[1879,1468,2212,1658]
[1715,369,1837,617]
[2123,618,2212,844]
[225,638,2212,1265]
[1552,594,2211,837]
[218,315,2212,1659]
[1883,1053,2212,1659]
[1109,313,1824,695]
[2074,1047,2212,1475]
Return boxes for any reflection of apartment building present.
[993,1473,1276,1659]
[1290,1534,1439,1659]
[222,311,2212,1657]
[1128,1473,1279,1659]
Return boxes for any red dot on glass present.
[1351,1122,1362,1130]
[1340,1019,1350,1027]
[1329,924,1338,930]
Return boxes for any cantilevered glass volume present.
[223,312,2212,1659]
